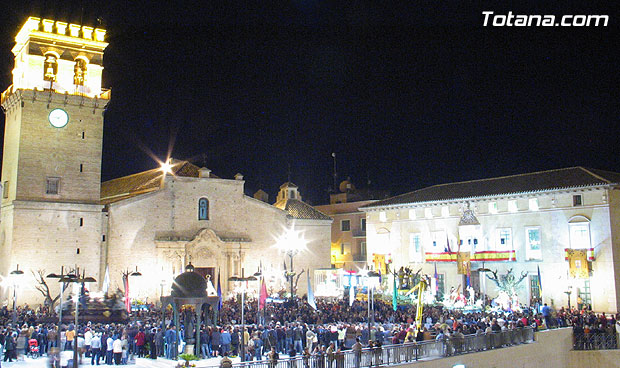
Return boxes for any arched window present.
[198,198,209,220]
[569,215,591,249]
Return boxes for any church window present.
[43,53,58,82]
[573,194,583,207]
[198,198,209,220]
[80,164,83,172]
[341,220,350,231]
[79,218,84,227]
[46,177,60,195]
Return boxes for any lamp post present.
[121,266,142,314]
[47,266,77,355]
[253,266,263,325]
[65,267,96,368]
[275,228,307,299]
[229,269,257,362]
[362,270,380,334]
[9,264,24,324]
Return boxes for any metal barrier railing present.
[225,327,536,368]
[573,332,618,350]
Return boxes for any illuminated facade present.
[314,179,389,269]
[1,17,109,305]
[0,18,331,306]
[361,168,620,313]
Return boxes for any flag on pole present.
[537,265,543,296]
[466,263,471,288]
[259,279,268,310]
[434,263,439,294]
[307,271,317,310]
[124,276,130,313]
[102,265,110,294]
[217,269,222,310]
[392,271,398,311]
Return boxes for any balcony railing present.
[225,327,535,368]
[573,332,618,350]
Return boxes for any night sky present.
[1,1,618,205]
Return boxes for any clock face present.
[48,108,69,128]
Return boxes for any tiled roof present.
[101,160,217,204]
[362,167,620,209]
[274,198,332,221]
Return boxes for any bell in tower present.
[43,53,58,82]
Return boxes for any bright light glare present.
[160,159,173,175]
[274,228,308,254]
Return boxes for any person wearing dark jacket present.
[3,333,16,362]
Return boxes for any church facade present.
[361,167,620,313]
[0,17,332,307]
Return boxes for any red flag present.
[124,276,130,313]
[259,279,268,310]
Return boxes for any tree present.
[32,269,73,314]
[486,268,528,296]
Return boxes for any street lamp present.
[122,266,142,313]
[229,269,257,362]
[47,266,77,355]
[253,266,263,325]
[361,269,380,333]
[275,228,307,299]
[9,264,24,324]
[65,267,96,367]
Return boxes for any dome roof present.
[339,178,355,193]
[171,267,208,299]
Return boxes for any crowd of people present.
[1,296,619,366]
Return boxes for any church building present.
[0,17,332,306]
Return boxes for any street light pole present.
[289,251,295,299]
[122,266,142,314]
[67,267,96,368]
[47,266,77,354]
[275,228,307,300]
[10,264,24,325]
[229,269,257,362]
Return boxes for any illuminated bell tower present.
[0,17,109,304]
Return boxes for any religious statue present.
[183,308,195,343]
